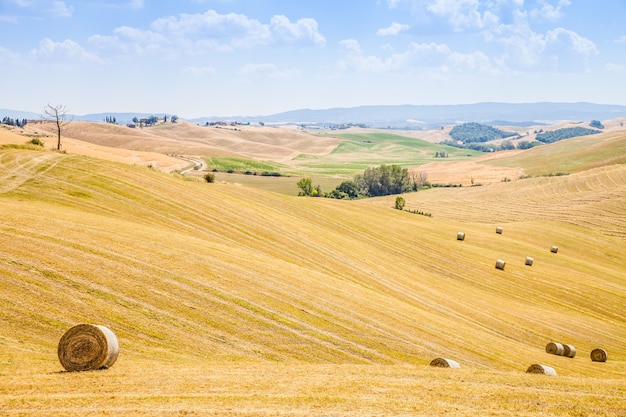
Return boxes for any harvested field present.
[0,124,624,416]
[399,164,626,238]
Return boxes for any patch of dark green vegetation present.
[449,122,517,143]
[440,122,519,152]
[535,127,601,143]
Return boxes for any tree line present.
[2,117,28,127]
[535,127,601,144]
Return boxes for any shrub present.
[204,173,215,183]
[395,196,406,210]
[590,120,604,129]
[29,138,44,147]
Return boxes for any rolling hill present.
[0,124,624,415]
[6,101,626,130]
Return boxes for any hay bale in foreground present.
[526,364,557,375]
[58,324,119,372]
[496,226,503,234]
[525,256,534,266]
[495,259,506,270]
[551,245,559,253]
[562,344,576,358]
[546,342,565,356]
[590,348,608,362]
[430,358,460,368]
[457,232,465,241]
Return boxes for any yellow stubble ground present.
[1,141,625,416]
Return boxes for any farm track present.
[0,151,61,194]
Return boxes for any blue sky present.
[1,0,625,118]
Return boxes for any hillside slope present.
[1,145,624,382]
[418,129,626,185]
[29,120,340,163]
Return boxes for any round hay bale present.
[526,364,557,376]
[495,259,506,270]
[562,344,576,358]
[496,226,503,234]
[551,245,559,253]
[58,324,119,372]
[546,342,565,356]
[430,358,460,368]
[525,256,534,266]
[590,348,608,362]
[457,232,465,241]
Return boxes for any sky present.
[1,0,625,118]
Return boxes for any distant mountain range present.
[3,102,626,129]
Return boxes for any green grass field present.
[290,132,480,176]
[205,157,287,174]
[0,127,625,416]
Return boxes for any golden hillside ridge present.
[0,124,624,416]
[23,120,341,167]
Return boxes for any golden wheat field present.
[0,122,625,416]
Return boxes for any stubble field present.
[0,122,624,416]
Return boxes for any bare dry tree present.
[43,104,72,150]
[410,170,429,190]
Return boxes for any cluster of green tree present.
[354,164,411,196]
[2,117,28,127]
[535,127,600,144]
[589,120,604,129]
[131,115,178,127]
[298,164,428,200]
[449,122,517,144]
[104,116,117,124]
[516,140,542,149]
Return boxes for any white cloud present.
[183,66,216,76]
[51,1,73,18]
[338,38,498,75]
[150,10,270,49]
[89,26,168,56]
[128,0,144,9]
[114,26,166,44]
[426,0,499,31]
[339,39,362,54]
[29,38,103,63]
[615,35,626,44]
[545,28,597,55]
[605,62,624,72]
[0,46,24,65]
[530,0,571,21]
[490,23,597,72]
[89,10,326,64]
[377,22,409,36]
[145,10,324,51]
[240,63,301,79]
[270,15,326,46]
